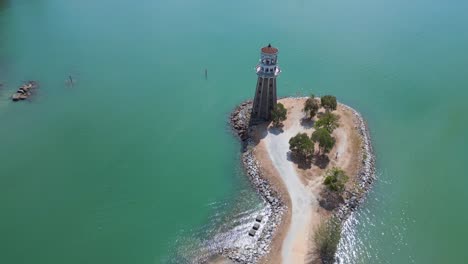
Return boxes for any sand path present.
[255,98,358,264]
[263,102,317,264]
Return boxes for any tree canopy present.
[271,103,287,127]
[323,167,349,192]
[289,133,315,159]
[314,112,340,133]
[311,128,335,154]
[303,95,320,119]
[321,95,337,111]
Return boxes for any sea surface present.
[1,0,468,263]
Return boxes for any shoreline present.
[333,102,376,221]
[227,98,376,263]
[223,101,287,263]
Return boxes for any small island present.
[226,45,376,264]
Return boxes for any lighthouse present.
[252,44,281,121]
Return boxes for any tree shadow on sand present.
[268,125,284,135]
[300,117,315,129]
[246,121,270,147]
[287,152,331,170]
[318,189,344,211]
[248,120,287,147]
[287,151,312,170]
[306,253,321,264]
[313,154,330,169]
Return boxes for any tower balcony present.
[256,65,281,77]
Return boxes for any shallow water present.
[1,0,468,263]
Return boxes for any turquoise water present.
[1,0,468,263]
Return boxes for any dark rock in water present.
[12,93,20,101]
[11,81,38,102]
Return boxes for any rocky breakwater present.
[334,104,377,221]
[230,101,252,145]
[226,101,286,263]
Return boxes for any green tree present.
[321,95,337,111]
[323,167,348,192]
[289,133,315,159]
[311,128,335,154]
[271,103,287,127]
[303,95,320,119]
[314,112,340,133]
[314,217,342,264]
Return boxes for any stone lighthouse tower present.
[252,44,281,121]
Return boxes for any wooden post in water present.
[205,68,208,80]
[69,75,73,87]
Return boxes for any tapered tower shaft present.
[252,44,281,121]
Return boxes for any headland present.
[228,97,376,264]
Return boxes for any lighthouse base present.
[251,77,277,122]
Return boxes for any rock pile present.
[334,104,376,221]
[229,101,253,144]
[226,101,286,263]
[12,81,37,101]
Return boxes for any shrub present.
[314,112,340,133]
[321,95,337,111]
[304,95,320,118]
[271,103,287,127]
[314,217,342,264]
[323,167,348,192]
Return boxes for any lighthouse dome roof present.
[261,44,278,54]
